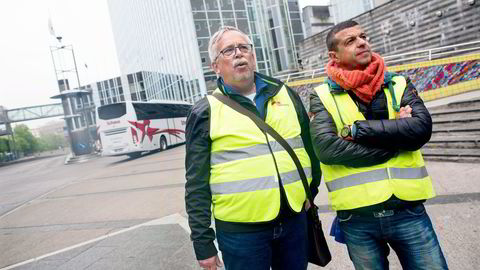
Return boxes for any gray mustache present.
[234,61,248,67]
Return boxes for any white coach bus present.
[96,100,192,158]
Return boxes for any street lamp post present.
[49,37,76,156]
[49,36,93,156]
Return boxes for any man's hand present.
[198,255,223,270]
[305,199,312,211]
[397,105,412,118]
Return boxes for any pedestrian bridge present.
[0,103,64,136]
[2,103,63,123]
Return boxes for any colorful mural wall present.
[396,60,479,92]
[289,53,480,105]
[388,54,480,101]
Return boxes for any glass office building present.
[107,0,207,103]
[329,0,391,24]
[107,0,303,95]
[260,0,303,75]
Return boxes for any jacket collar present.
[327,71,397,94]
[216,72,283,98]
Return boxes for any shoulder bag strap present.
[212,92,313,202]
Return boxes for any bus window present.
[179,104,192,116]
[133,103,191,120]
[98,103,127,120]
[133,103,164,120]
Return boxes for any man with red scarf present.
[309,20,448,269]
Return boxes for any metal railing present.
[275,67,326,83]
[6,103,64,123]
[275,40,480,83]
[383,40,480,66]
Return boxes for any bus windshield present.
[98,103,127,120]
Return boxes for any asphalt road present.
[0,145,479,269]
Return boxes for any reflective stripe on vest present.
[211,136,304,165]
[211,167,311,195]
[325,166,428,192]
[207,85,312,222]
[315,76,435,210]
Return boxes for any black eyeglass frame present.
[214,44,253,62]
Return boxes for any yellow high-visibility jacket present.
[314,76,435,210]
[207,86,312,222]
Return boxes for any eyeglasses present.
[215,44,253,61]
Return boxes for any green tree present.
[0,137,11,161]
[0,137,9,153]
[13,124,39,155]
[37,133,67,151]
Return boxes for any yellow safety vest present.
[207,86,312,222]
[315,76,435,211]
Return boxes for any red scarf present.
[326,52,385,103]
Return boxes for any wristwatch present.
[340,125,352,139]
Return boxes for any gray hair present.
[208,26,253,63]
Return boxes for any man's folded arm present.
[309,92,397,168]
[353,78,432,151]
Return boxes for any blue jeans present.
[216,211,308,270]
[337,204,448,270]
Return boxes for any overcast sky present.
[0,0,327,128]
[0,0,119,109]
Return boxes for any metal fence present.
[276,40,480,85]
[284,51,480,107]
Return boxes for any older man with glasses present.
[185,26,321,270]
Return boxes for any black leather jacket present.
[309,75,432,168]
[185,72,321,260]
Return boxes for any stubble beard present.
[232,68,254,83]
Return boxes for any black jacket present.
[309,75,432,212]
[185,72,321,260]
[310,76,432,168]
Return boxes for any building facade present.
[94,76,129,106]
[329,0,391,24]
[51,80,97,155]
[107,0,207,103]
[329,0,373,24]
[88,70,195,107]
[298,0,480,70]
[0,106,10,136]
[107,0,304,94]
[262,0,304,75]
[302,5,334,38]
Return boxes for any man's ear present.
[211,62,219,75]
[328,51,338,63]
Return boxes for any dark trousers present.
[216,211,308,270]
[338,204,448,270]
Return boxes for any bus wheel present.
[160,136,167,151]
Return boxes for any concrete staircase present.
[423,99,480,163]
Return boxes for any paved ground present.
[1,145,479,269]
[0,149,68,168]
[0,91,479,270]
[0,147,191,269]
